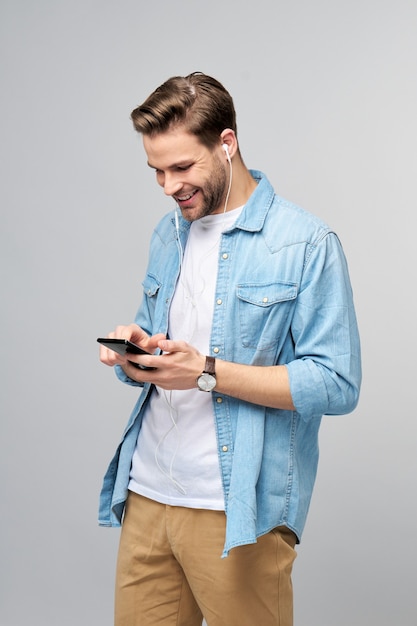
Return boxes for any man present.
[98,72,361,626]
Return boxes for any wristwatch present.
[196,356,217,392]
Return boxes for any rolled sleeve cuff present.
[286,359,329,420]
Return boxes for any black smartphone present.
[97,338,156,370]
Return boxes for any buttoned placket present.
[209,235,236,500]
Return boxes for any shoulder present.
[248,170,332,245]
[148,211,178,250]
[270,195,332,245]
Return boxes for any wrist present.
[196,356,217,392]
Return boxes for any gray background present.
[1,1,415,624]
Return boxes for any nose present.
[160,172,182,197]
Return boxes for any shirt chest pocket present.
[236,282,298,350]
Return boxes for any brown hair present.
[130,72,237,149]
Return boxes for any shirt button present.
[262,297,268,303]
[216,298,222,305]
[216,397,223,403]
[222,253,228,260]
[222,445,228,452]
[213,347,220,354]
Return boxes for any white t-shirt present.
[128,207,242,509]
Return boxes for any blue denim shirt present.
[98,170,361,557]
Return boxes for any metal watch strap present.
[204,356,216,375]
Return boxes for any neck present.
[225,159,257,211]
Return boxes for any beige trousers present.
[115,492,297,626]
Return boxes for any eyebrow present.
[147,160,191,170]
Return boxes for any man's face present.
[143,126,228,222]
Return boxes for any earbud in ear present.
[222,143,231,164]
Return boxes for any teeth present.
[177,190,196,201]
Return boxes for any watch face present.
[197,372,216,392]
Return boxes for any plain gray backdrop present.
[1,1,415,624]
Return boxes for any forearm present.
[214,359,295,411]
[116,336,295,411]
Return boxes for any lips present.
[174,189,198,203]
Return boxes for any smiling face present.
[143,125,229,222]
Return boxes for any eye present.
[155,169,164,185]
[176,164,192,172]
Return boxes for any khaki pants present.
[115,492,297,626]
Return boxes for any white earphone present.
[222,143,231,164]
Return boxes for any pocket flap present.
[142,274,161,298]
[236,282,298,307]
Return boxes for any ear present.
[219,129,238,159]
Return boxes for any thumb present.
[148,333,167,352]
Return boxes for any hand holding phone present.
[97,338,156,370]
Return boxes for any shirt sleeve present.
[286,232,361,420]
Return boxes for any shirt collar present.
[225,170,274,233]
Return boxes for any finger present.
[157,338,190,354]
[125,324,153,349]
[99,327,130,366]
[114,324,139,340]
[147,333,167,352]
[99,344,125,367]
